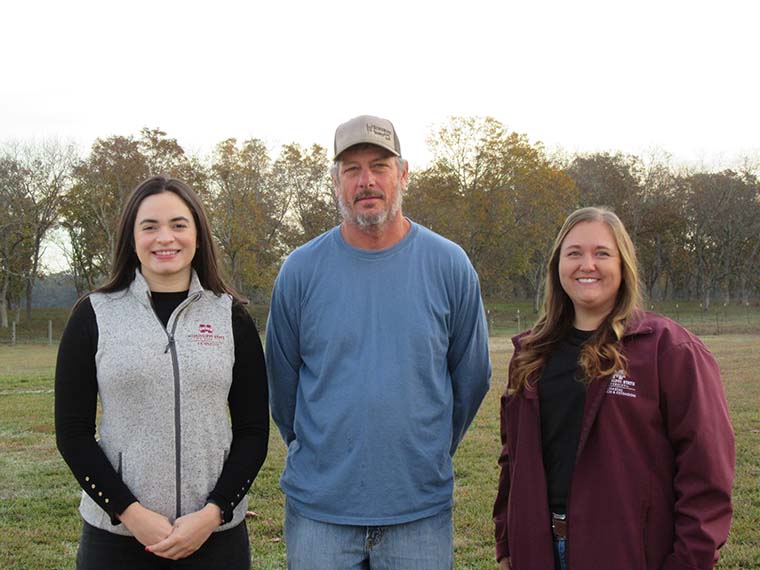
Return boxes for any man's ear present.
[399,159,409,191]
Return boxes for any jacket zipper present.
[149,291,201,520]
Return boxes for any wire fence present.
[486,303,760,337]
[0,322,57,346]
[1,303,759,346]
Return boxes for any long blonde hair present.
[510,207,642,394]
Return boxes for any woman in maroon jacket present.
[493,207,734,570]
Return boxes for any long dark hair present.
[92,175,244,303]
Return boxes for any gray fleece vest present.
[79,270,245,535]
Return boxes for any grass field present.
[1,334,758,569]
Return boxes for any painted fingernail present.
[145,547,151,552]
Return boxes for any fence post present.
[11,321,16,346]
[747,302,751,332]
[516,309,521,333]
[49,320,53,345]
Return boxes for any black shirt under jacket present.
[538,327,593,515]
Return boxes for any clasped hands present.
[118,502,222,560]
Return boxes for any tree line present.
[2,117,759,328]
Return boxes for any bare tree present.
[0,156,33,327]
[1,140,77,320]
[684,170,760,309]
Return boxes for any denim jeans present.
[284,500,454,570]
[553,536,567,570]
[76,520,250,570]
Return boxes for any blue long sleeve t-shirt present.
[266,221,491,525]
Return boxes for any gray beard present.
[338,184,403,229]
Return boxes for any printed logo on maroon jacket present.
[606,369,637,398]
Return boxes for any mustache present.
[354,190,384,203]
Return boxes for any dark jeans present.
[553,536,567,570]
[77,520,250,570]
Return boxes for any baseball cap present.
[333,115,401,160]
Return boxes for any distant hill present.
[32,272,79,308]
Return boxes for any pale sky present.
[3,0,758,172]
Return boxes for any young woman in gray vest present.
[55,176,269,569]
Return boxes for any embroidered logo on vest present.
[189,323,225,347]
[606,369,637,398]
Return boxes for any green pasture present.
[1,334,758,569]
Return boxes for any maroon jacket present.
[493,312,734,570]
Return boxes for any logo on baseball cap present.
[333,115,401,160]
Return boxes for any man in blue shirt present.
[266,115,492,569]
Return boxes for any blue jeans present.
[553,536,567,570]
[284,500,453,570]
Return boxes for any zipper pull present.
[164,336,175,354]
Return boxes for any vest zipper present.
[148,291,201,520]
